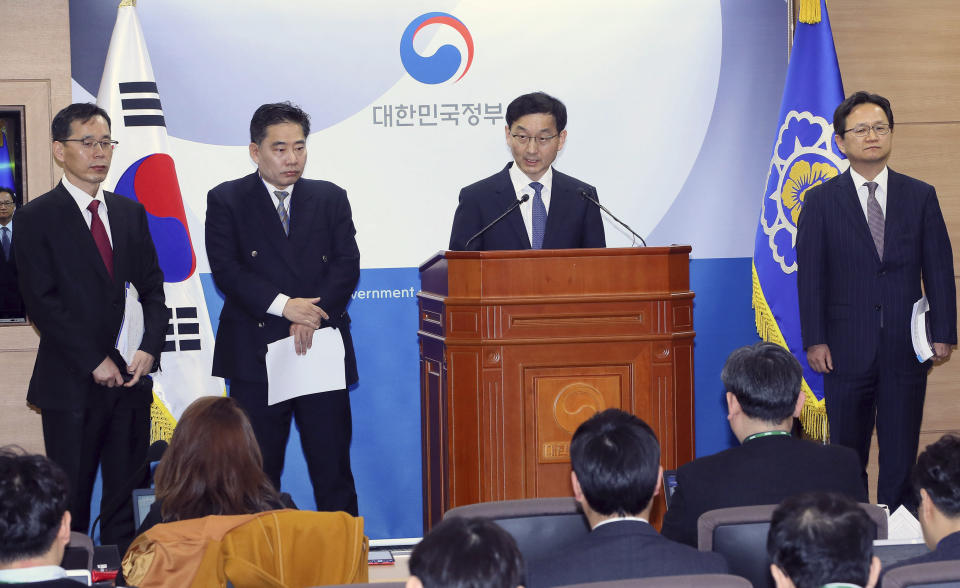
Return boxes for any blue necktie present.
[530,181,546,249]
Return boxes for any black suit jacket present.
[205,172,359,385]
[0,226,23,318]
[660,435,868,547]
[526,520,728,588]
[882,530,960,578]
[797,169,956,372]
[448,163,606,251]
[13,183,167,410]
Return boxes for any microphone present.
[463,193,530,250]
[579,188,647,247]
[91,439,168,539]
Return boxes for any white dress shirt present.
[62,175,113,247]
[509,164,554,245]
[848,166,888,221]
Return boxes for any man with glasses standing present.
[797,91,956,510]
[0,187,23,319]
[13,103,167,548]
[449,91,605,251]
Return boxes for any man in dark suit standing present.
[14,103,167,546]
[0,187,23,320]
[525,409,727,588]
[449,91,605,251]
[205,102,360,515]
[661,343,866,548]
[797,91,956,510]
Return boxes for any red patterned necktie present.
[87,200,114,278]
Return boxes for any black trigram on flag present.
[119,81,166,128]
[163,306,202,353]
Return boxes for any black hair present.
[505,92,567,132]
[0,447,70,565]
[409,516,524,588]
[249,102,311,145]
[722,342,802,424]
[51,103,111,142]
[912,434,960,517]
[833,91,894,137]
[570,409,660,516]
[768,492,876,588]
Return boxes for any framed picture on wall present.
[0,106,27,323]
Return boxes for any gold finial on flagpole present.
[119,0,136,7]
[798,0,822,24]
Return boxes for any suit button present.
[322,255,328,263]
[875,304,882,311]
[878,270,886,277]
[257,322,264,328]
[251,250,258,257]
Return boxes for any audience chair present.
[696,503,887,588]
[61,531,94,571]
[882,561,960,588]
[443,497,589,562]
[557,574,751,587]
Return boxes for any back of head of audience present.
[767,492,880,588]
[722,342,804,440]
[570,408,661,523]
[0,446,71,569]
[407,516,524,588]
[153,396,281,521]
[912,433,960,550]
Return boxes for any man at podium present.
[448,92,605,251]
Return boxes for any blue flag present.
[0,127,15,191]
[752,0,846,440]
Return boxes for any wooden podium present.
[417,247,695,529]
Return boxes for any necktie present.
[87,200,113,278]
[530,181,546,249]
[0,227,9,261]
[865,181,884,259]
[275,190,290,236]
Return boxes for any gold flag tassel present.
[150,392,177,443]
[752,263,829,441]
[798,0,822,25]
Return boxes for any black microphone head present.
[147,440,168,462]
[519,193,530,203]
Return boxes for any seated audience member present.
[407,516,524,588]
[0,447,76,587]
[768,492,881,588]
[661,342,867,547]
[525,409,727,588]
[883,434,960,574]
[136,396,295,535]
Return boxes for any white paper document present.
[266,327,346,406]
[886,505,924,541]
[911,296,934,362]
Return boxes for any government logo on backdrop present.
[400,12,474,84]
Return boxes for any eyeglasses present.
[511,134,558,146]
[843,124,891,138]
[0,202,14,207]
[59,138,119,150]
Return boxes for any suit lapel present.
[883,169,908,262]
[105,192,130,287]
[54,184,114,284]
[836,170,881,262]
[248,174,300,274]
[496,163,531,249]
[286,180,318,279]
[544,169,572,247]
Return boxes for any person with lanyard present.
[661,342,867,548]
[525,409,728,588]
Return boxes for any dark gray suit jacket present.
[526,520,728,588]
[14,182,167,410]
[448,162,605,251]
[660,435,867,547]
